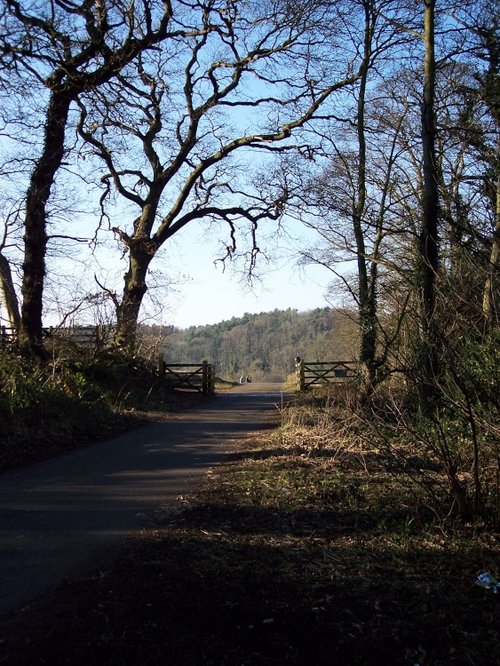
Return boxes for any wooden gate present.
[295,357,357,390]
[159,360,215,395]
[0,326,14,350]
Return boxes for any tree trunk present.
[114,245,153,350]
[482,160,500,326]
[418,0,440,411]
[353,1,377,390]
[0,253,20,330]
[478,24,500,328]
[20,90,71,354]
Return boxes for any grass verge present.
[0,351,204,471]
[0,392,498,665]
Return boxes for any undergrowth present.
[0,349,198,471]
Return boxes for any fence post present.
[202,360,209,395]
[295,356,305,391]
[158,355,165,379]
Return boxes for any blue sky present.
[4,194,339,332]
[163,219,334,329]
[169,252,332,329]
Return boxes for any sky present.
[0,189,341,332]
[168,253,333,329]
[162,220,336,329]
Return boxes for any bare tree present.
[0,0,174,354]
[76,0,363,348]
[288,0,418,392]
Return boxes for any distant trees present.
[162,308,358,381]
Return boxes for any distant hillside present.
[161,308,359,382]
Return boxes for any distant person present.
[246,375,252,383]
[239,375,245,384]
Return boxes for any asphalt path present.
[0,382,288,615]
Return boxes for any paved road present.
[0,383,288,615]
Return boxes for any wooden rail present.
[0,326,13,350]
[295,357,357,391]
[159,360,215,396]
[0,325,111,351]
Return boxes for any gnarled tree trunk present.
[20,90,71,354]
[114,244,154,351]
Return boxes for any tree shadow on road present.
[1,432,498,666]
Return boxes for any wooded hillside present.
[160,308,358,382]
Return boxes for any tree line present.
[160,307,358,381]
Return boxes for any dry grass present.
[1,392,499,665]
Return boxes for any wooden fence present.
[295,357,358,391]
[0,325,111,351]
[0,326,14,350]
[158,360,215,395]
